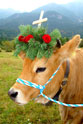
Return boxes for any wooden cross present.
[32,10,48,28]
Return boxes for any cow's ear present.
[62,35,80,52]
[19,51,26,60]
[57,35,81,62]
[68,35,80,51]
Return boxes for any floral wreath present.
[14,25,61,60]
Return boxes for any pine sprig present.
[49,29,61,47]
[14,25,61,60]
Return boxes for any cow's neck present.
[53,60,70,101]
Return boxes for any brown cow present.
[8,35,83,124]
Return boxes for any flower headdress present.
[14,25,61,60]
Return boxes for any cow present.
[8,35,83,124]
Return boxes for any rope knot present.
[40,85,45,94]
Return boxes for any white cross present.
[32,10,48,28]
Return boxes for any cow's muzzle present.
[8,88,18,100]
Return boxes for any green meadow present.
[0,51,62,124]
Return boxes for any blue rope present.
[16,64,83,107]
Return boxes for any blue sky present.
[0,0,75,12]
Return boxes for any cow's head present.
[8,35,80,105]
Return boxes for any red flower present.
[42,34,51,44]
[18,35,24,41]
[23,35,34,43]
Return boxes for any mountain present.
[0,8,20,19]
[0,2,83,41]
[32,3,78,22]
[0,12,40,40]
[63,1,83,19]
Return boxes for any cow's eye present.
[36,67,46,73]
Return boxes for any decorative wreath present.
[14,25,61,60]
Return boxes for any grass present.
[0,51,62,124]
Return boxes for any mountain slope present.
[0,2,83,41]
[0,10,82,41]
[63,1,83,19]
[32,3,78,22]
[0,8,20,19]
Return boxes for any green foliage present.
[2,41,15,52]
[49,29,61,47]
[0,48,2,52]
[26,40,40,60]
[15,25,61,60]
[60,37,69,45]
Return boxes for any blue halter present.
[16,63,83,107]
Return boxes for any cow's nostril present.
[8,89,18,99]
[11,92,18,98]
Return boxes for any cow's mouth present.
[15,101,26,105]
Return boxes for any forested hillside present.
[0,1,83,41]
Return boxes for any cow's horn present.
[56,39,61,48]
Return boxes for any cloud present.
[0,0,74,12]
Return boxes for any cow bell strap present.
[53,59,70,101]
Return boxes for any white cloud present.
[0,0,74,12]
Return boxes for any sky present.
[0,0,75,12]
